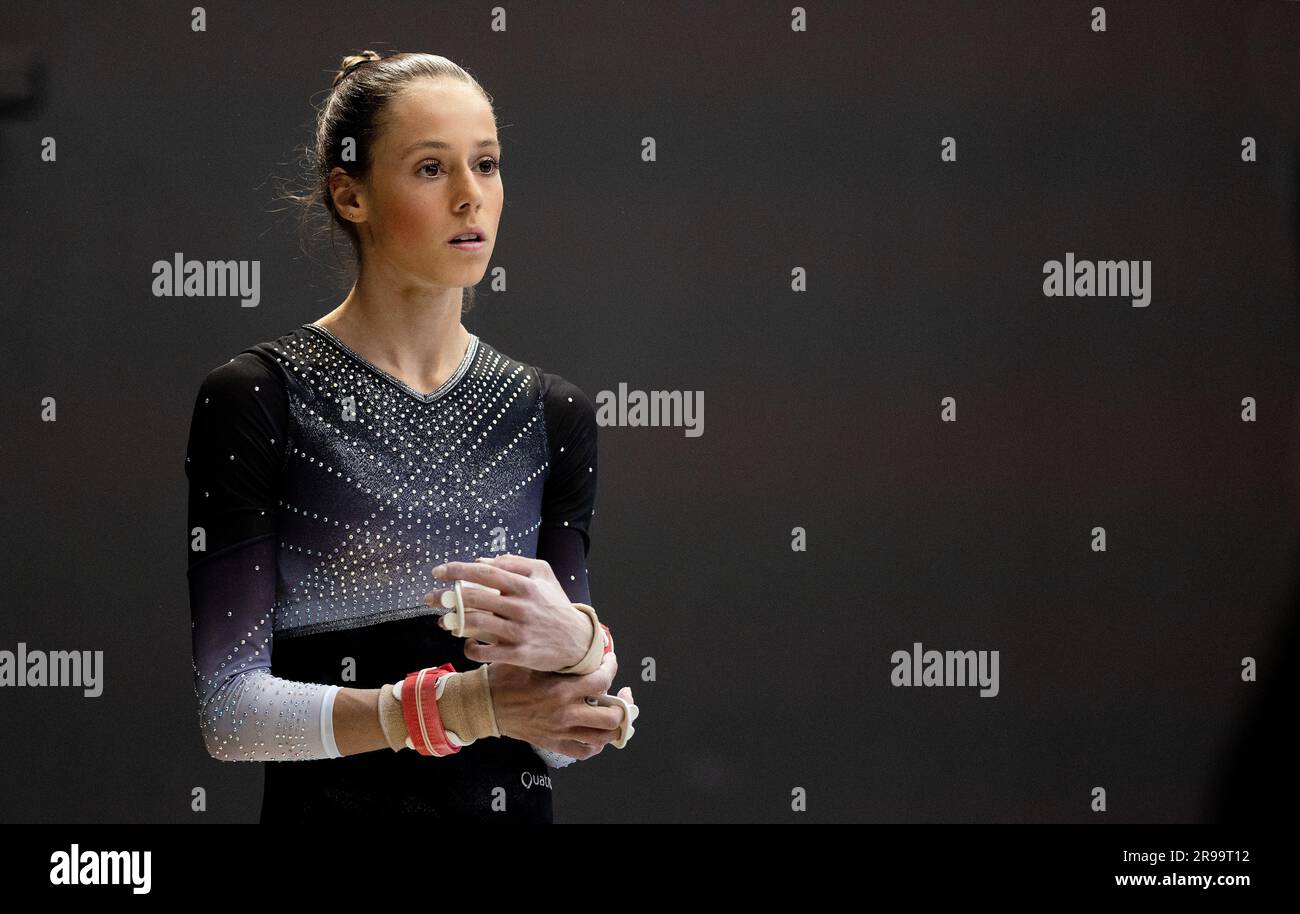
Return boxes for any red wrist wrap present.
[401,663,460,756]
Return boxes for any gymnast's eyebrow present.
[402,138,500,156]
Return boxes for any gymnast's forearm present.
[332,687,390,756]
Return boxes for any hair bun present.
[333,49,383,88]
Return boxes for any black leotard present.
[184,323,598,821]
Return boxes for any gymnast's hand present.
[424,553,598,672]
[487,652,631,760]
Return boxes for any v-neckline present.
[302,322,479,404]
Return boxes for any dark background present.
[0,0,1297,823]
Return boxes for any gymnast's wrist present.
[376,664,500,754]
[436,665,500,744]
[555,602,611,675]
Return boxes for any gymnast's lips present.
[448,226,486,242]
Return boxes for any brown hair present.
[284,49,496,311]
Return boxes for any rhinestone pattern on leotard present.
[271,324,552,638]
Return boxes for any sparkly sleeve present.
[185,352,342,762]
[536,371,598,606]
[533,372,603,770]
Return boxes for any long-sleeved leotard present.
[184,322,598,821]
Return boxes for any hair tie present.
[335,55,379,87]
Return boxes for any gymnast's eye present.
[419,158,501,178]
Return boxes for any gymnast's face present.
[348,78,502,289]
